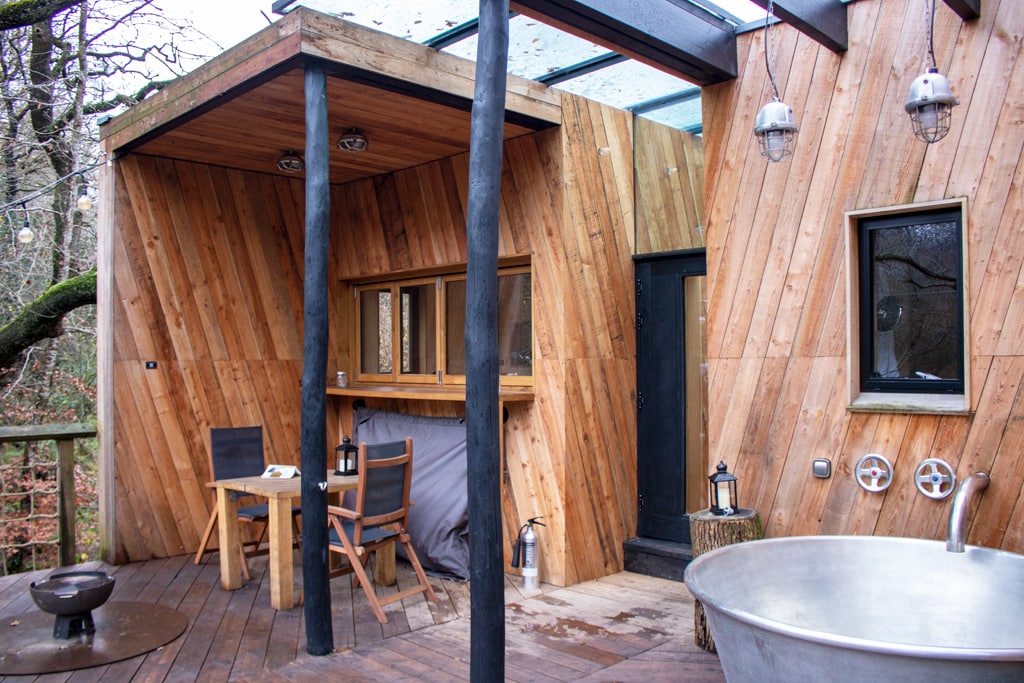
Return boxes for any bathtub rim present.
[684,534,1024,663]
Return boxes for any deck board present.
[0,555,722,682]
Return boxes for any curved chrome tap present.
[946,472,990,552]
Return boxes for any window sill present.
[326,384,534,403]
[848,392,969,415]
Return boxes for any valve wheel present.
[914,458,956,499]
[854,454,893,492]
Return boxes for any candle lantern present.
[335,436,358,476]
[709,461,738,516]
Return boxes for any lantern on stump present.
[335,436,358,476]
[709,461,738,516]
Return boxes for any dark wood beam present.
[512,0,736,85]
[747,1,848,52]
[300,61,332,657]
[942,0,980,21]
[467,0,508,679]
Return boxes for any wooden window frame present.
[351,262,533,389]
[845,198,970,414]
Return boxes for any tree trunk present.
[690,509,762,652]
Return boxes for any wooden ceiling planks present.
[102,8,560,187]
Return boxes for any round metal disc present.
[0,601,188,675]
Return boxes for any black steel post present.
[300,61,332,656]
[466,0,509,680]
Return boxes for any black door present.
[635,250,706,544]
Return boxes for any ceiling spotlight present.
[276,151,305,173]
[336,128,368,153]
[906,67,959,144]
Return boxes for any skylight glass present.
[444,13,609,80]
[275,0,774,133]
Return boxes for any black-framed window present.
[857,206,964,394]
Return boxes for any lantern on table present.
[709,461,738,516]
[335,436,358,476]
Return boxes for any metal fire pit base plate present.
[0,601,188,675]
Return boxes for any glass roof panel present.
[554,59,696,111]
[443,14,610,81]
[277,1,774,132]
[289,0,480,42]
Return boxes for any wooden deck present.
[0,553,724,681]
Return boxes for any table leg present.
[267,497,293,609]
[216,489,241,590]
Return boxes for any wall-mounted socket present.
[812,458,831,479]
[145,361,157,369]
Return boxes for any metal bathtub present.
[684,535,1024,682]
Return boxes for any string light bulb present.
[17,213,33,243]
[76,188,93,211]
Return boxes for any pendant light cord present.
[927,0,937,69]
[764,0,780,99]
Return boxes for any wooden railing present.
[0,423,97,570]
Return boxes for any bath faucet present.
[946,472,990,552]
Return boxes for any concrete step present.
[622,536,693,583]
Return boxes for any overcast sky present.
[167,0,276,56]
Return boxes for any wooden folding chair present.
[194,426,300,579]
[327,437,437,624]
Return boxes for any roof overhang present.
[99,8,561,184]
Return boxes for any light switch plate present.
[813,458,831,479]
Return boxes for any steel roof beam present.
[747,1,848,53]
[941,0,980,21]
[511,0,737,85]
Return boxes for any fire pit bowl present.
[29,571,115,639]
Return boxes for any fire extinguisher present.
[511,517,545,590]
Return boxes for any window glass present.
[357,266,531,385]
[497,272,532,376]
[359,288,392,374]
[400,281,437,375]
[445,278,467,376]
[859,208,963,394]
[445,271,532,378]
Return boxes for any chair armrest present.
[327,505,360,521]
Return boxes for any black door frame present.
[634,248,706,544]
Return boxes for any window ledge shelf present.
[848,392,969,415]
[326,384,534,403]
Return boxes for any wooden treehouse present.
[95,0,1024,600]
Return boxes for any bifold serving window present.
[846,198,969,414]
[354,264,532,386]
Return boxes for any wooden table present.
[213,472,357,609]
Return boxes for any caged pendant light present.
[753,0,798,163]
[905,0,959,143]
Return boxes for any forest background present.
[0,0,267,574]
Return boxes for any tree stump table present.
[689,508,763,652]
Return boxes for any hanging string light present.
[753,0,798,163]
[0,156,105,214]
[905,0,959,143]
[76,186,93,211]
[17,205,33,244]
